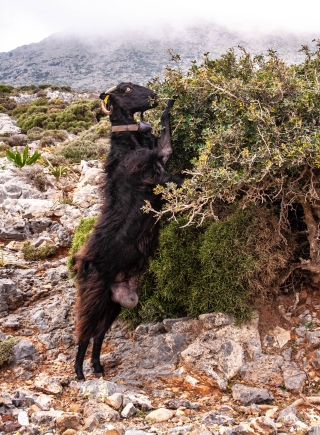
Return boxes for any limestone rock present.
[145,408,175,423]
[231,384,274,405]
[0,113,21,135]
[55,413,82,432]
[199,312,234,328]
[0,279,23,316]
[13,339,37,365]
[83,399,119,422]
[282,361,306,391]
[106,393,123,409]
[201,410,235,426]
[181,319,261,390]
[121,403,137,418]
[239,354,284,387]
[249,416,277,434]
[34,373,63,395]
[307,330,320,347]
[30,410,63,425]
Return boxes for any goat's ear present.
[99,92,107,100]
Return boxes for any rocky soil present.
[1,111,320,435]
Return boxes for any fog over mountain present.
[0,23,318,91]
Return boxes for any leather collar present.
[111,121,152,134]
[111,124,139,132]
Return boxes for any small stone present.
[34,394,54,411]
[307,330,320,347]
[121,403,137,418]
[34,373,63,395]
[145,408,175,423]
[31,410,63,425]
[231,384,274,405]
[308,426,320,434]
[282,361,306,391]
[265,407,278,419]
[250,416,277,434]
[277,405,297,423]
[272,327,291,348]
[201,410,235,426]
[106,393,123,409]
[62,430,78,435]
[199,312,234,328]
[18,410,29,426]
[56,413,82,432]
[125,430,151,435]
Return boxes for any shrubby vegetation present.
[67,43,320,323]
[0,337,19,367]
[22,241,56,261]
[12,98,101,133]
[56,121,110,163]
[145,42,320,286]
[67,217,97,272]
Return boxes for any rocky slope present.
[0,23,319,91]
[1,103,320,434]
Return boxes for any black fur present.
[74,83,181,380]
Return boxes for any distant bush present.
[56,121,110,163]
[0,97,17,112]
[27,127,44,140]
[0,337,20,367]
[0,143,10,158]
[7,134,28,148]
[38,136,55,149]
[0,84,13,94]
[13,99,100,133]
[22,241,56,261]
[0,104,6,113]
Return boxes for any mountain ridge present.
[0,23,318,91]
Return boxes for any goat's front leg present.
[75,340,90,380]
[91,330,107,375]
[157,99,175,163]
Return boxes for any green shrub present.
[21,241,56,261]
[0,104,7,113]
[0,337,20,367]
[56,121,110,163]
[0,97,17,112]
[68,205,290,325]
[0,84,13,94]
[13,99,100,133]
[42,129,68,141]
[68,217,97,271]
[121,206,292,325]
[27,127,44,140]
[0,142,10,157]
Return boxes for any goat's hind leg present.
[75,340,90,380]
[91,330,107,375]
[158,99,175,163]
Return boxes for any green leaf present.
[22,145,29,164]
[26,150,41,165]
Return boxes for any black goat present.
[74,82,180,380]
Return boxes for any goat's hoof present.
[92,363,104,375]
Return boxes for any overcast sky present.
[1,0,319,53]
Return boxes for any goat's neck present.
[109,107,136,126]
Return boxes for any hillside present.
[0,23,318,91]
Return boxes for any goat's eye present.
[125,87,131,93]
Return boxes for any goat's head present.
[99,82,157,124]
